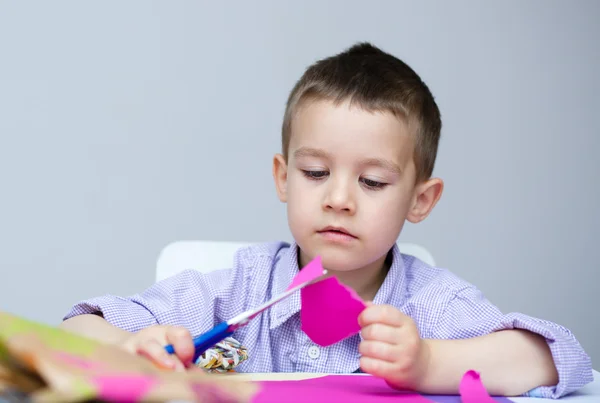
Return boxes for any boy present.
[60,42,592,399]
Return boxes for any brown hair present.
[281,42,441,182]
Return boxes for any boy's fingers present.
[359,356,396,379]
[360,323,399,344]
[119,340,137,355]
[359,340,400,363]
[137,339,184,371]
[165,326,195,366]
[359,304,406,327]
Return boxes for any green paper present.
[0,312,97,356]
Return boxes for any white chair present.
[156,240,435,282]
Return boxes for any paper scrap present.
[286,255,367,346]
[301,276,367,346]
[459,370,499,403]
[91,374,157,402]
[286,256,325,290]
[253,375,434,402]
[420,370,513,402]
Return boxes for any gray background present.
[0,1,598,365]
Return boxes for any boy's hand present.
[119,325,195,371]
[358,303,430,390]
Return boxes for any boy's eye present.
[361,178,388,189]
[302,170,329,180]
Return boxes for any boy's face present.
[273,99,442,273]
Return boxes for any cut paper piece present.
[91,374,157,402]
[286,256,326,290]
[287,255,367,346]
[411,370,513,403]
[253,375,435,402]
[301,275,367,346]
[0,311,258,402]
[459,370,500,403]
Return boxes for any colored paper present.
[54,351,110,371]
[301,276,367,346]
[286,256,326,290]
[287,255,367,346]
[300,277,366,346]
[459,370,499,403]
[285,259,509,402]
[253,375,434,402]
[91,374,157,402]
[0,311,258,402]
[252,374,513,403]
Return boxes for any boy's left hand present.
[358,303,430,390]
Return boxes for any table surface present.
[229,370,600,402]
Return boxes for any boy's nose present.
[322,182,356,214]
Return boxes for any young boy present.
[60,42,592,399]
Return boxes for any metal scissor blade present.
[227,269,327,329]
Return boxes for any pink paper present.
[286,256,325,290]
[286,255,367,346]
[190,382,244,402]
[253,375,434,402]
[459,370,496,403]
[92,374,157,402]
[54,351,110,371]
[301,275,367,346]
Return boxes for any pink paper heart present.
[288,256,366,346]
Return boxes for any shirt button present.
[307,346,320,359]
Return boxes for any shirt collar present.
[269,241,302,330]
[268,241,408,331]
[372,243,408,307]
[358,243,409,341]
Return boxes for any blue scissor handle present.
[164,321,233,363]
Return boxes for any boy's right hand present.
[119,325,195,371]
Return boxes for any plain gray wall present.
[1,1,598,365]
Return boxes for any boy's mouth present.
[317,226,357,239]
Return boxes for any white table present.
[511,370,600,402]
[232,370,600,402]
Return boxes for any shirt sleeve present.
[62,259,252,337]
[430,284,593,399]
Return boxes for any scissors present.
[164,268,327,362]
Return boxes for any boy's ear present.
[406,177,444,223]
[272,154,288,203]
